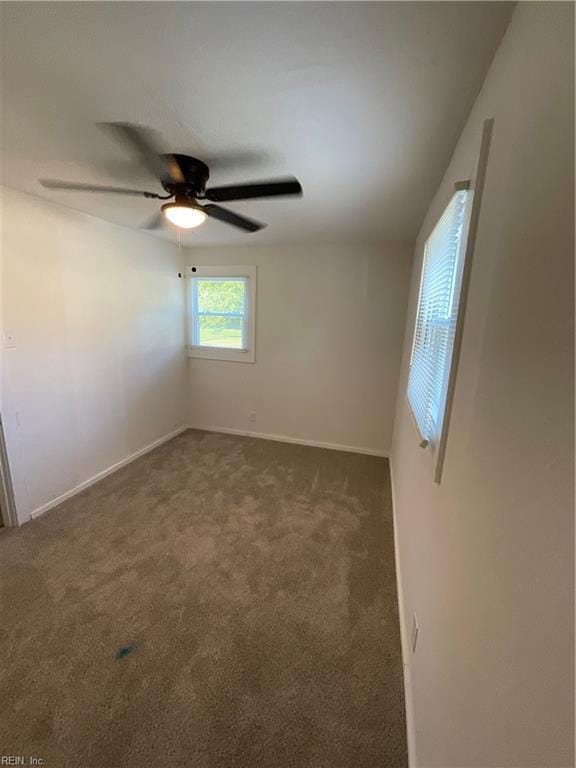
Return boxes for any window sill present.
[186,345,255,363]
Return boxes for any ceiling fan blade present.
[142,211,164,230]
[204,204,265,233]
[98,122,184,184]
[202,149,269,173]
[39,179,166,198]
[204,177,302,202]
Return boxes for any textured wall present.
[186,243,412,455]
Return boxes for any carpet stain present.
[115,644,137,660]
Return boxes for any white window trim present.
[185,264,256,363]
[407,117,493,483]
[432,119,493,483]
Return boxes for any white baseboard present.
[187,423,388,458]
[27,423,384,523]
[389,457,418,767]
[29,425,188,521]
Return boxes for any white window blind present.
[407,189,469,445]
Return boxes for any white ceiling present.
[0,2,513,246]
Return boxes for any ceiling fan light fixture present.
[162,202,207,229]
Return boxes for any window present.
[407,187,470,455]
[193,278,246,349]
[186,265,256,362]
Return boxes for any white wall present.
[1,187,187,524]
[186,243,412,455]
[391,4,574,767]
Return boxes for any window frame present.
[406,118,493,484]
[185,265,256,363]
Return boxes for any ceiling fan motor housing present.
[161,154,209,198]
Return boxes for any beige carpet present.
[0,429,407,767]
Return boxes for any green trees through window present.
[197,279,245,314]
[194,278,246,348]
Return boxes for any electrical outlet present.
[411,613,419,654]
[248,410,257,423]
[3,331,16,349]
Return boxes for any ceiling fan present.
[39,123,303,232]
